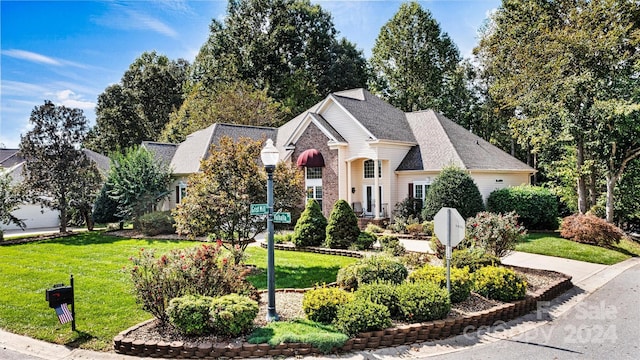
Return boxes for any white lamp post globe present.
[261,139,279,167]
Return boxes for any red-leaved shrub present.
[560,214,626,247]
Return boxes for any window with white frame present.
[413,180,431,201]
[363,159,382,178]
[305,167,323,208]
[175,181,187,204]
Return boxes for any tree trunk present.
[589,162,597,209]
[605,174,616,223]
[59,194,67,233]
[82,208,94,231]
[576,140,588,214]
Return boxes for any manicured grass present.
[516,232,640,265]
[0,232,356,351]
[247,319,348,353]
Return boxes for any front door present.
[363,185,383,217]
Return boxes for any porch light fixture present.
[261,138,279,321]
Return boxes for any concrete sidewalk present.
[0,247,636,360]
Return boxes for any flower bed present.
[114,264,573,358]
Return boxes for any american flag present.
[54,303,73,324]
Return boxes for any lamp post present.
[261,138,279,321]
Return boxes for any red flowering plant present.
[465,211,527,258]
[129,243,257,323]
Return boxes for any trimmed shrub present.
[353,231,377,250]
[292,199,327,247]
[560,213,625,247]
[333,299,392,336]
[128,243,257,322]
[393,197,424,222]
[408,264,472,303]
[325,200,361,249]
[336,254,408,291]
[302,287,353,324]
[365,223,384,234]
[135,211,175,236]
[406,222,425,235]
[451,249,501,272]
[488,185,559,230]
[401,252,432,270]
[353,281,400,318]
[422,165,485,220]
[472,266,527,301]
[396,282,451,322]
[274,232,293,244]
[466,212,527,257]
[379,235,406,256]
[166,295,213,335]
[422,221,434,236]
[209,294,259,336]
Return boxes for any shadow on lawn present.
[37,231,192,247]
[247,264,343,289]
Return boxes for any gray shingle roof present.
[170,123,278,174]
[142,141,179,166]
[399,110,534,172]
[0,149,22,168]
[83,149,111,174]
[310,113,346,143]
[332,89,416,143]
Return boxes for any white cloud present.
[54,90,96,111]
[2,49,61,66]
[94,4,178,38]
[2,80,49,97]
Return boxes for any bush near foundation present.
[488,185,559,230]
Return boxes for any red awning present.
[296,149,325,167]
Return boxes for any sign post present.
[434,207,465,296]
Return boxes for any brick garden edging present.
[113,263,574,357]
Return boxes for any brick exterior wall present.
[290,123,338,217]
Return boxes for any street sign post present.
[273,212,291,224]
[250,203,268,215]
[434,207,466,296]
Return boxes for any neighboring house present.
[0,148,110,231]
[156,88,534,221]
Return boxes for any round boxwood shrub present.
[472,266,527,301]
[325,200,361,249]
[209,294,259,336]
[395,281,451,323]
[302,287,353,324]
[354,231,377,250]
[488,185,559,230]
[450,248,501,272]
[422,165,485,221]
[353,281,400,318]
[166,295,213,335]
[333,299,392,336]
[336,254,408,291]
[408,264,471,303]
[292,199,327,247]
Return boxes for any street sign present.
[433,207,466,297]
[273,212,291,224]
[434,207,465,248]
[250,203,268,215]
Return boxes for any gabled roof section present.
[309,113,346,143]
[83,149,111,174]
[399,110,534,172]
[170,123,278,174]
[0,149,22,168]
[142,141,178,166]
[331,89,416,143]
[276,100,323,152]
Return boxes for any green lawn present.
[0,232,357,351]
[516,232,640,265]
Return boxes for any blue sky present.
[0,0,500,149]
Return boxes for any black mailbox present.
[46,285,73,308]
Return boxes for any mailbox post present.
[46,274,75,331]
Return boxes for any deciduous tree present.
[0,172,25,240]
[19,101,101,233]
